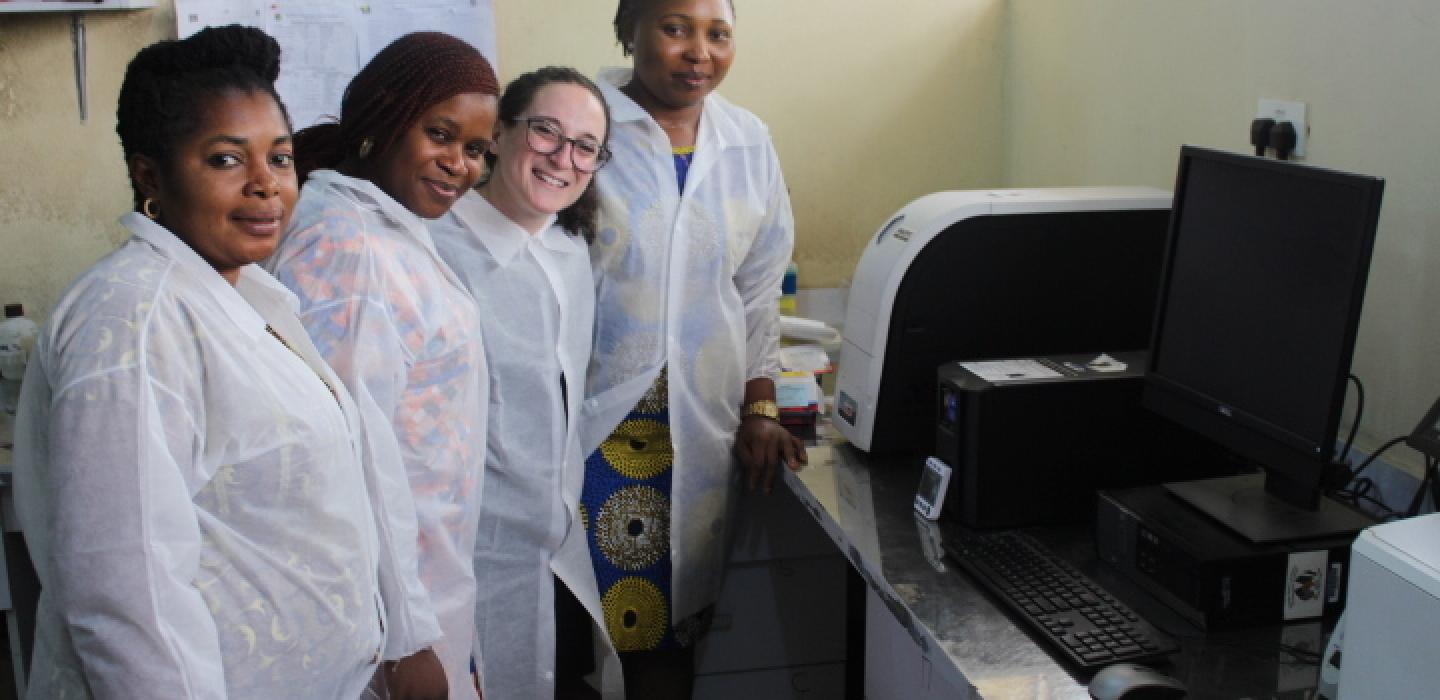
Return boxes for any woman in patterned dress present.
[580,1,808,695]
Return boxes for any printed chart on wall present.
[176,0,497,132]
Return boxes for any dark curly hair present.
[293,32,499,184]
[116,25,290,210]
[614,0,735,55]
[487,66,610,243]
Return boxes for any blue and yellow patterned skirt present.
[581,369,709,652]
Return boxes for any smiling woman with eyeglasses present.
[434,66,622,700]
[511,116,614,174]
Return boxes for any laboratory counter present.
[0,422,1329,700]
[785,425,1329,700]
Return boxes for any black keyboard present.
[942,530,1178,671]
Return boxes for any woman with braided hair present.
[579,0,806,695]
[13,25,396,698]
[266,31,499,700]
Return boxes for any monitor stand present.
[1165,473,1374,544]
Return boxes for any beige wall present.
[1003,0,1440,465]
[0,6,177,321]
[497,1,1006,288]
[5,1,1435,463]
[0,0,1002,319]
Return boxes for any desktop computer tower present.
[1096,484,1353,629]
[933,351,1232,530]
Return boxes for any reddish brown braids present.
[294,31,499,183]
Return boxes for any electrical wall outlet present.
[1257,98,1309,158]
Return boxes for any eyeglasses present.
[511,116,611,173]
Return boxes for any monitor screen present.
[1144,146,1384,510]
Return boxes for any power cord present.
[1404,455,1439,517]
[1332,435,1408,520]
[1270,121,1298,160]
[1344,435,1406,485]
[1250,118,1275,156]
[1339,374,1364,465]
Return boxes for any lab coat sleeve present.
[27,351,226,698]
[271,214,442,660]
[734,139,795,383]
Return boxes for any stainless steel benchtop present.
[784,425,1327,700]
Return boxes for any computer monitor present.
[1143,145,1384,543]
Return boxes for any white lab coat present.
[267,170,487,699]
[438,191,622,699]
[14,212,386,699]
[583,68,795,622]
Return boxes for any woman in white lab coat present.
[13,26,401,699]
[434,66,622,699]
[581,1,807,694]
[267,32,499,700]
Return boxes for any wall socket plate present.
[1257,98,1308,158]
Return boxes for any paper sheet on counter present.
[959,358,1063,382]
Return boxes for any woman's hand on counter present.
[735,415,808,493]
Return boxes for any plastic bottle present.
[779,261,799,316]
[0,303,39,416]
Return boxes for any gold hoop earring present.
[142,198,157,220]
[358,137,374,159]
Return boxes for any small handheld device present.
[914,456,952,520]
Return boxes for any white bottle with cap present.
[0,303,39,417]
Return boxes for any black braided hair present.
[487,66,611,244]
[116,25,290,210]
[293,32,499,184]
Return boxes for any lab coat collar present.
[306,169,439,251]
[596,67,764,150]
[121,211,282,339]
[305,169,476,296]
[449,190,572,267]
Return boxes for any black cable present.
[1250,118,1275,157]
[1429,455,1440,514]
[1339,374,1364,465]
[1335,478,1404,521]
[1278,643,1322,665]
[1342,435,1408,485]
[1270,121,1298,160]
[1416,455,1440,518]
[1406,459,1433,517]
[1332,436,1415,520]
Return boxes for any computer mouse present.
[1087,663,1188,700]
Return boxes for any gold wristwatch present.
[741,399,780,421]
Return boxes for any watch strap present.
[741,399,780,420]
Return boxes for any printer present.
[833,187,1173,453]
[1333,513,1440,698]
